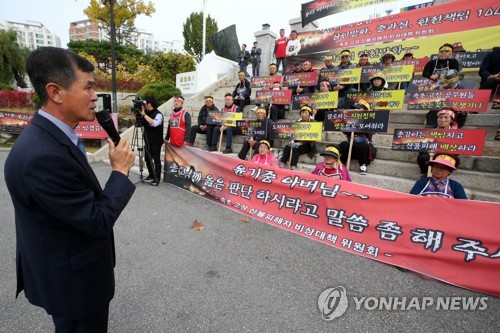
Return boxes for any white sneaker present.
[359,164,367,175]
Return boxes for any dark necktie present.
[77,139,87,160]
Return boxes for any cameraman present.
[139,96,164,185]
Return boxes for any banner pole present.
[288,140,294,169]
[346,133,354,170]
[427,152,435,177]
[249,141,254,160]
[218,126,224,152]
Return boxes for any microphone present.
[95,109,121,146]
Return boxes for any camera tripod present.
[130,123,156,183]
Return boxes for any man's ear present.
[45,83,63,104]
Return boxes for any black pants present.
[269,105,285,122]
[280,143,311,167]
[480,78,499,91]
[235,98,249,111]
[145,143,162,181]
[53,307,109,333]
[276,57,287,74]
[417,152,430,174]
[339,141,370,166]
[238,139,259,160]
[189,125,214,146]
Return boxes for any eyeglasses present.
[341,55,349,58]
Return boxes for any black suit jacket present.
[4,113,135,318]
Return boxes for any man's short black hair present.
[224,93,233,98]
[145,96,158,108]
[26,47,94,105]
[439,43,454,50]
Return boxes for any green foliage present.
[68,39,143,72]
[137,82,181,105]
[32,94,42,109]
[145,52,196,84]
[0,83,14,90]
[183,12,218,63]
[84,0,156,45]
[0,30,29,87]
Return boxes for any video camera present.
[130,96,146,126]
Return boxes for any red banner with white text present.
[164,143,500,296]
[297,0,499,55]
[0,110,110,139]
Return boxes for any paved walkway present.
[0,150,498,332]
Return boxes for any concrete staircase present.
[178,72,500,203]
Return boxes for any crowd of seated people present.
[180,42,499,200]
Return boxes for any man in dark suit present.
[4,47,136,332]
[238,43,250,77]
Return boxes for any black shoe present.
[223,147,232,154]
[143,176,154,183]
[150,180,159,186]
[209,145,217,152]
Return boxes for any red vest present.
[275,37,288,59]
[169,109,187,147]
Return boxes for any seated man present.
[210,93,241,154]
[232,71,251,111]
[188,96,218,149]
[237,107,274,160]
[422,43,460,82]
[479,46,500,91]
[268,81,287,122]
[338,100,375,175]
[425,69,467,128]
[279,105,315,170]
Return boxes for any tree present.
[145,52,196,85]
[183,12,218,63]
[68,39,143,72]
[0,30,29,88]
[84,0,155,45]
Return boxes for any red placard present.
[407,90,490,112]
[393,58,429,74]
[164,143,500,296]
[255,90,293,105]
[250,75,282,89]
[392,128,486,156]
[283,72,318,87]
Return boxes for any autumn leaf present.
[191,219,204,231]
[240,217,250,223]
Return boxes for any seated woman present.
[279,105,314,170]
[367,72,387,91]
[338,99,375,175]
[410,154,467,199]
[312,145,351,181]
[251,140,278,167]
[313,79,332,122]
[417,107,459,177]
